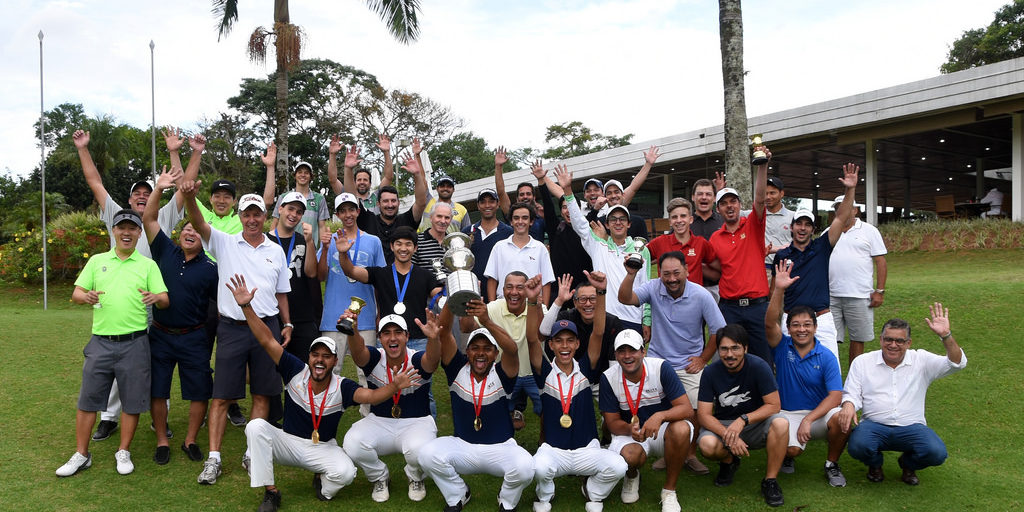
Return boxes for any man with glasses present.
[836,305,966,486]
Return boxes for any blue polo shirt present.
[462,221,513,289]
[150,231,219,328]
[599,358,684,425]
[321,230,385,332]
[773,234,833,311]
[360,347,433,418]
[771,335,842,411]
[636,279,726,367]
[444,351,517,444]
[279,351,360,442]
[534,359,598,450]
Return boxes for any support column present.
[865,139,878,225]
[975,158,986,200]
[1012,113,1023,222]
[662,174,674,217]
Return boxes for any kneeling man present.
[599,330,693,512]
[226,275,415,512]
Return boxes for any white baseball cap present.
[832,195,864,211]
[293,161,314,174]
[613,329,644,350]
[715,187,740,204]
[606,204,630,220]
[467,327,499,349]
[310,336,338,355]
[792,209,816,223]
[279,191,307,210]
[603,179,624,193]
[378,314,409,333]
[334,192,359,211]
[238,193,266,212]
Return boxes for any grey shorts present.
[699,414,786,451]
[830,296,874,343]
[213,317,283,400]
[78,334,151,414]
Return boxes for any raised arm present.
[164,127,185,179]
[751,145,771,217]
[180,179,211,243]
[438,303,459,366]
[226,274,283,365]
[524,275,545,372]
[617,256,642,307]
[337,310,371,367]
[407,146,428,222]
[621,146,659,206]
[73,130,109,207]
[342,144,362,196]
[144,166,183,243]
[316,229,333,282]
[333,230,369,283]
[174,134,207,209]
[326,134,345,195]
[585,270,608,369]
[494,146,511,217]
[466,299,518,377]
[261,142,277,207]
[925,302,963,365]
[377,134,394,188]
[301,222,318,277]
[827,163,859,246]
[414,308,443,373]
[766,260,798,348]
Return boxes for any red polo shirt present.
[709,207,769,300]
[647,232,717,285]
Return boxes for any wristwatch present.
[740,414,750,426]
[874,289,885,294]
[283,323,294,329]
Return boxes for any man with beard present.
[267,161,329,249]
[418,301,534,512]
[525,271,627,512]
[708,146,772,364]
[182,181,293,486]
[534,163,593,289]
[771,164,860,365]
[413,202,454,268]
[462,188,512,290]
[419,174,472,234]
[619,251,726,476]
[225,275,416,512]
[142,168,219,466]
[328,133,395,213]
[483,201,555,304]
[599,330,693,512]
[540,275,623,379]
[766,261,849,486]
[268,192,321,358]
[354,151,429,263]
[697,324,789,507]
[494,147,545,242]
[646,198,719,285]
[341,312,440,503]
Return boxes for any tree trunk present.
[719,0,751,205]
[274,0,290,186]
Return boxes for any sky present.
[0,0,1010,179]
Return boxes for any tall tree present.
[212,0,422,179]
[540,121,633,160]
[719,0,751,204]
[941,1,1024,73]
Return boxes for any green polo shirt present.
[197,201,242,261]
[74,249,168,336]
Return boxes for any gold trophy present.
[335,296,366,335]
[751,134,769,165]
[625,237,647,271]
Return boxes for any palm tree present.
[212,0,421,176]
[718,0,751,203]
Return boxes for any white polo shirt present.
[206,227,291,319]
[764,205,795,266]
[483,236,555,297]
[827,219,887,298]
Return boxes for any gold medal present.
[559,414,573,428]
[473,417,482,431]
[391,404,401,418]
[631,415,640,426]
[312,429,320,444]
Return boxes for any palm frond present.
[212,0,240,40]
[365,0,421,44]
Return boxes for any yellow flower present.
[14,238,19,242]
[37,267,42,272]
[48,239,53,243]
[83,252,90,258]
[18,247,24,252]
[23,273,27,278]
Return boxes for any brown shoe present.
[898,455,919,485]
[512,410,526,431]
[684,457,710,475]
[866,466,884,482]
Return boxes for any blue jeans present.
[406,337,437,418]
[847,419,948,470]
[509,376,542,416]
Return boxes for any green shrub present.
[0,211,109,284]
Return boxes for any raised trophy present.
[750,134,769,165]
[625,237,647,271]
[335,296,366,335]
[440,232,480,316]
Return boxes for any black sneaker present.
[153,445,170,465]
[258,489,281,512]
[313,473,328,501]
[761,478,784,507]
[181,442,203,462]
[714,457,741,487]
[228,403,247,427]
[780,456,795,474]
[150,422,173,438]
[442,487,471,512]
[92,420,118,441]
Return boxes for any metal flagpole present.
[150,40,156,181]
[39,30,48,310]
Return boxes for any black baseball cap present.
[211,179,237,198]
[766,176,785,190]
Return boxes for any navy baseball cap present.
[551,319,578,338]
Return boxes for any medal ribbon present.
[274,228,297,266]
[392,263,412,307]
[622,364,646,420]
[307,379,329,436]
[557,373,576,417]
[386,351,410,407]
[346,228,362,263]
[470,373,488,421]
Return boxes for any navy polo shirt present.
[444,351,517,444]
[534,359,599,450]
[462,221,513,289]
[599,358,684,425]
[360,347,433,418]
[773,235,833,312]
[150,231,218,328]
[771,335,842,411]
[279,351,359,442]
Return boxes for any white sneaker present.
[620,473,640,504]
[114,449,134,475]
[584,501,604,512]
[408,479,426,501]
[533,501,552,512]
[56,452,92,477]
[197,457,221,484]
[371,478,390,502]
[660,489,681,512]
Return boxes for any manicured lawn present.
[2,249,1021,511]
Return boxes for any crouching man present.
[225,274,416,512]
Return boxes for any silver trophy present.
[440,232,480,316]
[625,237,647,271]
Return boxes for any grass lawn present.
[2,249,1022,511]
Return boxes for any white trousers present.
[781,311,840,368]
[343,414,437,483]
[533,439,627,503]
[418,436,534,509]
[245,418,356,499]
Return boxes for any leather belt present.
[152,321,206,335]
[720,296,768,307]
[98,329,148,342]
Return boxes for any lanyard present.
[556,372,576,417]
[622,364,646,419]
[274,228,296,265]
[386,351,410,406]
[346,228,362,263]
[392,264,412,303]
[307,379,328,435]
[471,373,487,420]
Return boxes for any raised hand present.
[412,137,422,156]
[189,134,207,153]
[524,274,543,301]
[179,179,201,200]
[333,228,354,253]
[329,134,342,156]
[839,163,860,189]
[494,146,508,167]
[714,171,726,192]
[156,165,183,190]
[925,302,951,337]
[163,126,184,152]
[530,159,545,180]
[554,164,572,190]
[73,129,90,149]
[415,309,441,339]
[401,155,422,175]
[463,299,490,325]
[584,270,607,291]
[261,143,277,167]
[556,274,574,304]
[643,145,660,165]
[319,229,332,248]
[226,274,257,306]
[377,133,392,153]
[301,222,313,236]
[753,145,772,165]
[773,259,799,290]
[344,145,362,169]
[590,220,608,241]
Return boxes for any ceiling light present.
[921,157,926,161]
[985,147,991,151]
[948,177,953,181]
[939,139,945,143]
[936,188,941,191]
[967,164,973,168]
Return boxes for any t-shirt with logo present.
[599,358,685,425]
[698,355,777,421]
[443,351,516,444]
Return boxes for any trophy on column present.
[336,296,366,335]
[440,232,480,316]
[625,237,648,271]
[750,134,769,165]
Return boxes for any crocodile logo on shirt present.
[718,385,751,407]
